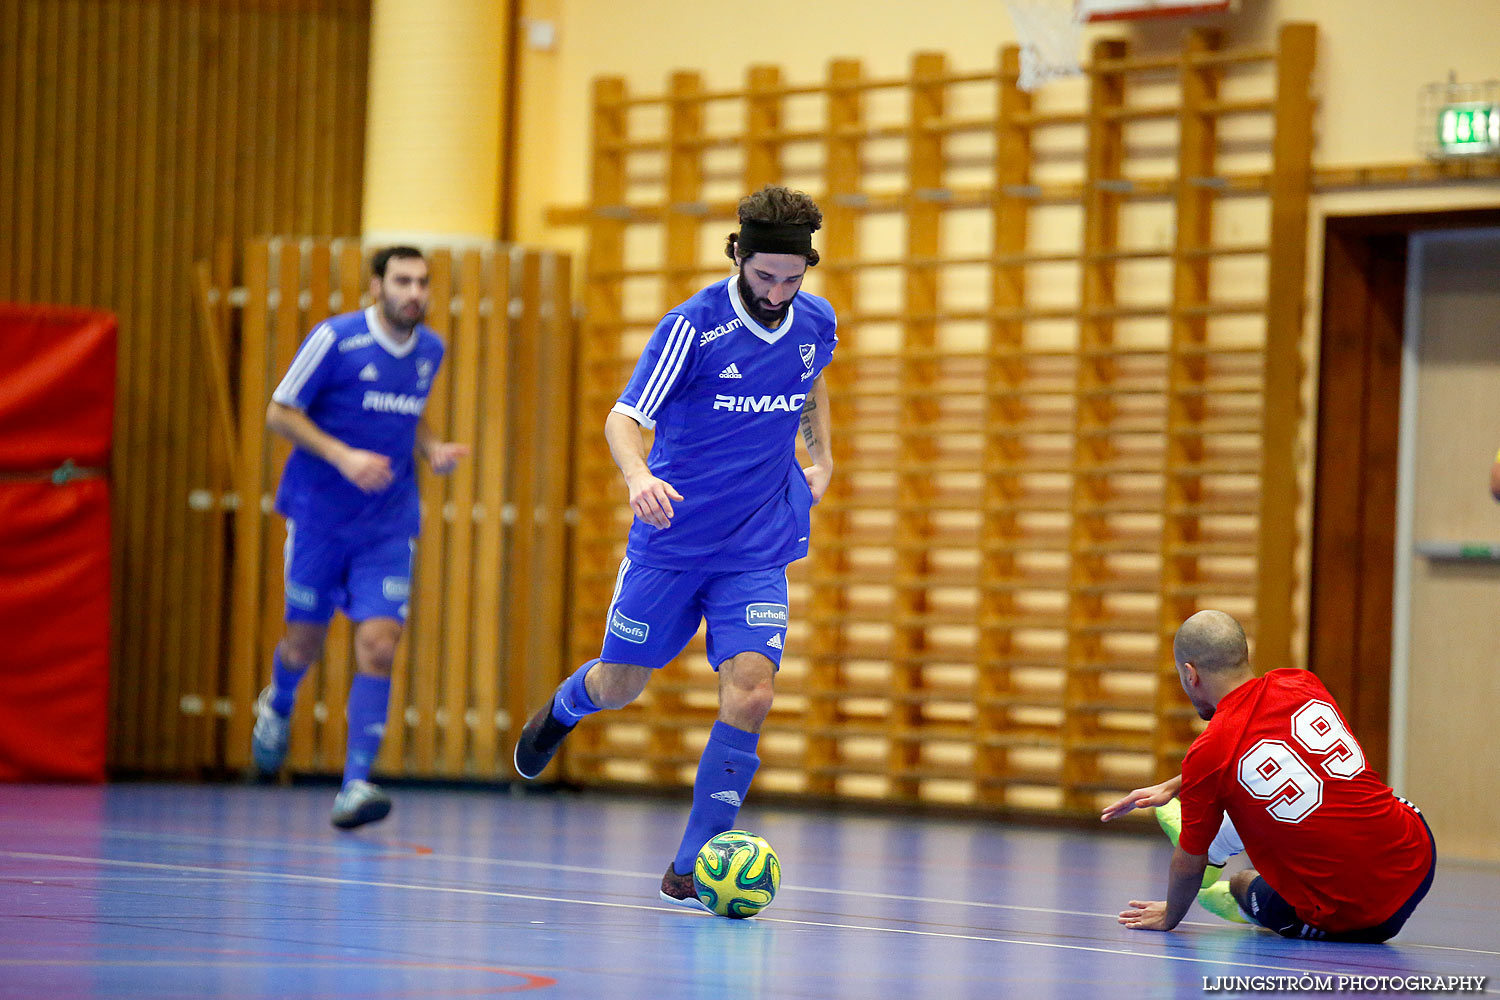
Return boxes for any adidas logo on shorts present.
[766,633,782,649]
[719,363,743,379]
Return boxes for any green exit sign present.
[1436,103,1499,155]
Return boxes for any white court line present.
[18,830,1500,956]
[1401,942,1500,959]
[0,850,1339,977]
[56,828,1177,924]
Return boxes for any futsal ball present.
[692,830,781,918]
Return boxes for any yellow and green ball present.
[692,830,781,918]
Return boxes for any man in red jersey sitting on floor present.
[1102,610,1435,941]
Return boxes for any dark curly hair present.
[724,186,822,266]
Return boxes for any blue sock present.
[672,721,761,875]
[551,659,602,725]
[343,674,391,786]
[270,646,308,717]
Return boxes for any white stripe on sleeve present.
[643,322,694,417]
[632,316,685,412]
[272,324,336,406]
[635,315,695,418]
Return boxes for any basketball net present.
[1002,0,1085,91]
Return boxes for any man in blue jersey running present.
[252,246,468,829]
[513,185,837,907]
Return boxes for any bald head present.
[1173,610,1250,675]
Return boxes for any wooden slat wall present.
[0,0,371,772]
[562,26,1317,817]
[219,241,575,780]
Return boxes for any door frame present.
[1310,207,1500,778]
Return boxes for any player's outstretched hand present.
[338,447,395,493]
[1100,778,1179,822]
[627,473,683,529]
[427,442,471,475]
[803,462,832,503]
[1119,900,1170,931]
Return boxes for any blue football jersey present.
[272,306,445,537]
[612,276,837,569]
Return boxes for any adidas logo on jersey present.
[719,363,743,379]
[766,633,783,650]
[359,363,380,381]
[711,790,743,807]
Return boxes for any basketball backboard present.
[1077,0,1234,21]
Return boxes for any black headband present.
[737,219,815,256]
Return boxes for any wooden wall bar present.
[1064,36,1131,814]
[0,0,372,772]
[979,45,1040,808]
[561,26,1317,817]
[218,241,575,780]
[1257,23,1317,676]
[799,58,864,799]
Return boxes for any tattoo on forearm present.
[799,410,819,452]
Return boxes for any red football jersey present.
[1178,668,1430,933]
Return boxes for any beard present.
[381,295,426,333]
[737,272,793,327]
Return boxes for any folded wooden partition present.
[558,25,1315,816]
[215,239,575,780]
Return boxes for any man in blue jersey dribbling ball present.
[253,246,468,829]
[513,186,838,907]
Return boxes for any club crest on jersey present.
[800,343,815,370]
[713,393,807,413]
[416,358,434,389]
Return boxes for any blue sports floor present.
[1,783,1494,999]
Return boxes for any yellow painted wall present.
[364,0,507,243]
[513,0,1500,248]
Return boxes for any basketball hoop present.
[1002,0,1085,91]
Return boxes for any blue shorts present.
[283,519,414,624]
[599,559,790,670]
